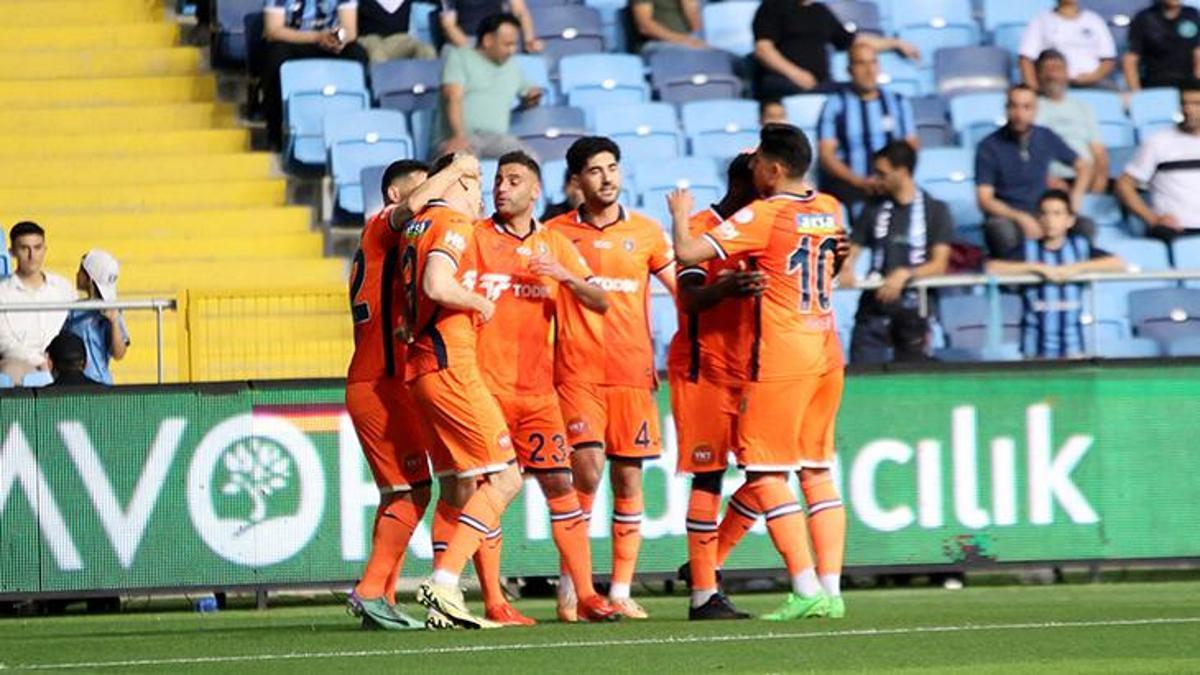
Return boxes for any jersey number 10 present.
[786,235,838,313]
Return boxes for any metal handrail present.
[0,299,178,383]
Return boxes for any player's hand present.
[730,270,767,296]
[440,135,472,155]
[475,296,496,323]
[667,188,694,221]
[529,253,570,282]
[451,153,481,180]
[875,268,911,304]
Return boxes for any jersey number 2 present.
[786,236,839,312]
[349,248,370,324]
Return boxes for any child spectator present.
[64,250,129,385]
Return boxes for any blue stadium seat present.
[982,0,1054,53]
[1095,335,1162,358]
[832,288,861,360]
[22,371,53,388]
[324,110,413,216]
[1118,239,1171,272]
[631,157,723,225]
[371,59,441,112]
[1128,287,1200,347]
[532,5,606,65]
[1172,238,1200,269]
[1080,0,1137,50]
[559,54,648,108]
[912,94,954,147]
[934,46,1010,97]
[361,165,387,222]
[826,0,885,35]
[213,0,259,68]
[513,54,556,106]
[583,0,627,52]
[281,60,370,167]
[1069,89,1136,149]
[647,48,741,104]
[948,91,1006,147]
[681,100,760,160]
[937,293,1023,351]
[895,0,982,69]
[593,102,683,161]
[702,2,758,56]
[1080,194,1124,229]
[1080,313,1130,353]
[511,106,588,161]
[781,94,828,139]
[1107,145,1135,180]
[877,52,928,98]
[410,1,437,47]
[1130,88,1182,130]
[915,147,973,184]
[1166,335,1200,357]
[481,158,499,213]
[0,373,12,389]
[542,158,568,204]
[410,107,435,163]
[650,282,677,371]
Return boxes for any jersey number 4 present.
[786,236,839,312]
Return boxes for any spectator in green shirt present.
[437,13,543,158]
[629,0,706,53]
[1035,49,1109,193]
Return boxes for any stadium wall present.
[3,362,1199,597]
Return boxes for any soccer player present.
[345,156,481,630]
[545,137,676,619]
[669,123,848,621]
[668,154,762,621]
[471,150,621,623]
[401,153,522,630]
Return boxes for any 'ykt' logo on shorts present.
[691,445,714,465]
[404,454,425,474]
[567,418,589,437]
[497,432,513,450]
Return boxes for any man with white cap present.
[0,221,77,382]
[64,249,129,385]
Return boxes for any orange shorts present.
[409,366,515,478]
[668,370,739,474]
[736,367,844,472]
[494,392,571,472]
[345,379,432,494]
[557,381,662,460]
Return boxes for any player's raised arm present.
[422,254,494,322]
[388,154,482,231]
[667,188,721,267]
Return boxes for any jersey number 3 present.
[787,236,839,312]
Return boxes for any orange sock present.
[745,477,814,576]
[355,498,422,600]
[802,473,846,595]
[431,501,460,570]
[436,483,506,578]
[686,488,721,592]
[576,489,595,521]
[474,527,506,610]
[547,492,597,599]
[610,495,643,593]
[383,550,407,604]
[717,483,759,567]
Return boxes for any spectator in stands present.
[437,13,542,158]
[358,0,437,62]
[1035,49,1109,193]
[0,223,76,383]
[986,190,1124,359]
[1117,80,1200,242]
[817,43,918,214]
[541,166,584,220]
[839,141,952,365]
[629,0,706,53]
[759,99,787,126]
[1125,0,1200,91]
[751,0,918,100]
[438,0,541,52]
[45,333,102,387]
[260,0,370,151]
[1019,0,1116,89]
[63,250,128,386]
[976,85,1095,257]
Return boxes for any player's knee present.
[536,471,574,498]
[410,484,433,512]
[489,464,524,502]
[609,459,643,498]
[438,475,476,507]
[571,449,604,494]
[799,467,831,484]
[691,471,723,495]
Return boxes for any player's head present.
[566,136,622,210]
[871,140,917,197]
[381,159,429,207]
[430,152,483,218]
[752,123,812,195]
[717,152,758,217]
[1181,79,1200,131]
[477,12,522,65]
[494,150,542,221]
[1005,84,1038,134]
[9,221,46,278]
[1037,189,1075,240]
[848,42,880,94]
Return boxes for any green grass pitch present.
[3,581,1200,673]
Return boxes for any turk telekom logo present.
[187,414,326,566]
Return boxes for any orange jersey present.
[665,208,755,384]
[347,205,408,383]
[702,192,845,381]
[546,206,674,388]
[472,217,593,396]
[399,201,481,383]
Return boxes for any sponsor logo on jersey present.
[404,219,431,238]
[443,230,468,253]
[476,273,551,301]
[591,276,641,293]
[593,240,614,250]
[795,214,838,231]
[713,221,741,241]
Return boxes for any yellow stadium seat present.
[0,47,203,80]
[8,0,159,27]
[117,260,347,294]
[0,129,249,160]
[0,154,277,188]
[0,103,237,135]
[1,208,313,239]
[4,23,178,51]
[45,233,323,265]
[0,75,215,108]
[0,179,286,212]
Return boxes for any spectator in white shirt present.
[1019,0,1117,89]
[1117,80,1200,243]
[0,222,77,382]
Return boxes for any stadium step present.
[0,102,238,135]
[0,74,216,108]
[5,23,178,52]
[0,47,204,81]
[1,207,314,238]
[0,154,278,188]
[46,233,324,265]
[8,0,160,27]
[0,179,287,212]
[0,129,249,160]
[116,258,348,294]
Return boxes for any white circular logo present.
[187,414,326,566]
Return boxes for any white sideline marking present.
[11,617,1200,671]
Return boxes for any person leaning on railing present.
[63,250,129,386]
[985,189,1125,359]
[0,221,75,383]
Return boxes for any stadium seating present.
[1119,240,1171,273]
[1172,238,1200,269]
[1166,335,1200,357]
[631,157,722,225]
[511,106,588,160]
[934,47,1010,97]
[22,371,53,388]
[514,55,556,106]
[410,1,437,47]
[646,48,741,104]
[1069,89,1137,150]
[0,373,11,389]
[912,95,954,147]
[1130,88,1182,131]
[681,100,760,160]
[324,110,413,217]
[558,54,648,108]
[702,2,758,56]
[361,165,387,221]
[937,293,1023,351]
[826,1,885,35]
[1094,335,1162,358]
[832,288,862,359]
[1129,287,1200,347]
[877,52,927,98]
[593,102,683,160]
[542,158,568,203]
[212,0,258,68]
[531,5,606,65]
[781,94,828,140]
[894,0,981,69]
[650,284,676,370]
[912,148,984,234]
[948,91,1006,147]
[280,59,370,167]
[1080,194,1124,229]
[371,59,441,112]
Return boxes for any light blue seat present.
[938,293,1023,351]
[827,1,884,35]
[0,373,12,388]
[281,59,370,167]
[511,106,587,161]
[324,110,413,216]
[1118,239,1171,273]
[926,180,985,232]
[1130,88,1181,130]
[1069,89,1136,149]
[632,157,722,226]
[559,54,648,108]
[360,165,387,222]
[1173,237,1200,269]
[934,46,1010,97]
[213,0,258,67]
[897,8,982,70]
[409,108,435,163]
[681,100,760,160]
[592,102,683,161]
[480,159,499,214]
[877,52,927,97]
[371,59,441,112]
[1095,335,1162,358]
[531,5,605,65]
[832,288,861,360]
[1128,287,1200,347]
[702,1,758,56]
[650,282,677,371]
[542,158,568,204]
[647,48,741,104]
[1080,194,1123,229]
[513,54,556,106]
[583,0,627,52]
[410,1,437,46]
[948,91,1006,146]
[781,94,828,142]
[1166,335,1200,357]
[22,371,53,388]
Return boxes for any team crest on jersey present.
[623,239,635,252]
[567,418,589,437]
[537,242,549,255]
[405,218,432,238]
[733,208,754,224]
[497,432,513,450]
[516,246,533,256]
[795,214,838,231]
[691,445,714,465]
